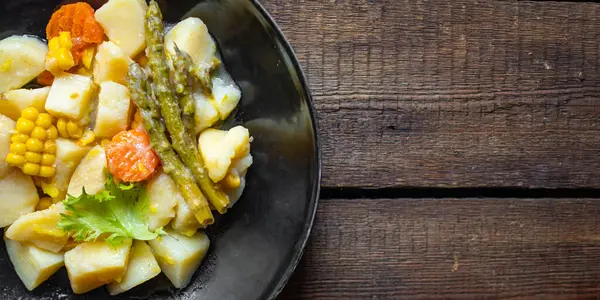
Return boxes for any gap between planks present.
[321,187,600,199]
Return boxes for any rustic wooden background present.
[260,0,600,299]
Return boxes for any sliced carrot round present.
[46,2,104,64]
[105,130,159,183]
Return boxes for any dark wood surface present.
[281,199,600,299]
[259,0,600,299]
[264,0,600,189]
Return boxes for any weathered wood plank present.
[261,0,600,188]
[280,198,600,299]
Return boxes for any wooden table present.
[261,0,600,298]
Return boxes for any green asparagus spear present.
[127,63,214,227]
[146,0,230,213]
[191,56,221,92]
[170,44,196,134]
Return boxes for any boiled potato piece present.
[93,41,133,85]
[226,176,246,207]
[94,0,148,58]
[225,154,253,208]
[107,240,160,295]
[67,145,107,197]
[211,75,241,120]
[146,172,178,231]
[172,197,200,237]
[52,138,91,201]
[0,169,38,227]
[0,35,47,93]
[0,87,50,120]
[65,240,132,294]
[164,18,216,69]
[5,202,68,253]
[93,81,131,138]
[45,74,95,120]
[0,114,15,178]
[198,126,251,182]
[192,86,219,133]
[5,238,64,291]
[148,229,210,288]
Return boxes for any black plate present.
[0,0,320,299]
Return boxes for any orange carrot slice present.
[105,130,160,183]
[46,2,104,64]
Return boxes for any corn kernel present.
[57,118,68,138]
[16,118,35,134]
[100,139,110,148]
[77,130,95,147]
[31,126,47,141]
[39,166,56,178]
[58,31,73,49]
[26,138,43,152]
[82,46,95,69]
[66,121,83,138]
[22,163,40,175]
[75,66,93,78]
[56,48,75,71]
[35,113,53,129]
[223,172,241,189]
[48,37,60,52]
[46,126,58,140]
[1,59,11,72]
[41,153,55,166]
[41,181,59,198]
[137,54,148,68]
[137,162,147,174]
[11,133,29,143]
[36,197,53,211]
[43,140,56,154]
[25,151,42,163]
[21,107,39,121]
[5,153,25,166]
[10,143,27,154]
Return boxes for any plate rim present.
[248,1,322,299]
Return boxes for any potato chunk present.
[148,229,210,288]
[0,169,38,227]
[192,87,219,133]
[51,138,91,201]
[5,202,68,252]
[0,35,47,93]
[172,197,200,237]
[0,87,50,121]
[93,81,131,138]
[146,172,178,231]
[164,18,216,69]
[67,145,107,197]
[64,240,132,294]
[198,126,251,182]
[211,75,241,120]
[93,41,133,85]
[107,240,160,295]
[5,237,64,290]
[225,154,253,207]
[45,73,95,120]
[94,0,148,58]
[0,114,15,178]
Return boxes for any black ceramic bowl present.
[0,0,320,299]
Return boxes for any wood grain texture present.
[280,198,600,299]
[261,0,600,188]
